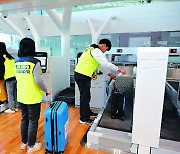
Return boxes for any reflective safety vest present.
[74,47,99,77]
[3,55,15,80]
[15,57,43,104]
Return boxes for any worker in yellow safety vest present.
[15,38,51,153]
[74,38,126,125]
[0,42,18,114]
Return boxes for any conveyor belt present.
[99,76,134,132]
[160,108,180,142]
[99,82,180,142]
[167,81,179,92]
[98,97,133,132]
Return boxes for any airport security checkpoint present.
[76,47,180,154]
[0,1,180,154]
[0,47,180,154]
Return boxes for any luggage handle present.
[46,94,54,108]
[46,94,51,103]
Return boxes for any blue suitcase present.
[44,101,68,153]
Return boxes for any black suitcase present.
[110,89,126,120]
[54,87,75,106]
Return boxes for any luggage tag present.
[114,72,123,80]
[107,72,123,95]
[108,72,123,86]
[114,72,123,91]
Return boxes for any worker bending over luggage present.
[74,38,126,125]
[15,38,51,153]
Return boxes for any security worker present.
[0,42,17,113]
[74,38,126,125]
[15,38,51,153]
[15,58,43,104]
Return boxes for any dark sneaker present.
[79,119,93,125]
[90,111,98,118]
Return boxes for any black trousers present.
[74,72,91,121]
[19,102,41,147]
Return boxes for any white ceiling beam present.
[46,7,72,87]
[0,16,25,39]
[46,7,72,34]
[46,9,63,33]
[24,16,40,51]
[87,16,116,43]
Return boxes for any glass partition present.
[0,33,20,50]
[1,31,180,60]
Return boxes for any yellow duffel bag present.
[0,80,7,103]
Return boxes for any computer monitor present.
[34,52,48,73]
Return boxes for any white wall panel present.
[132,47,169,148]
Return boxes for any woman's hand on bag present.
[46,90,51,95]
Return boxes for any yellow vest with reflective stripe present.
[15,58,43,104]
[74,47,99,77]
[3,55,15,80]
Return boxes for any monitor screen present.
[170,49,177,53]
[35,52,48,73]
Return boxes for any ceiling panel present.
[0,0,180,14]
